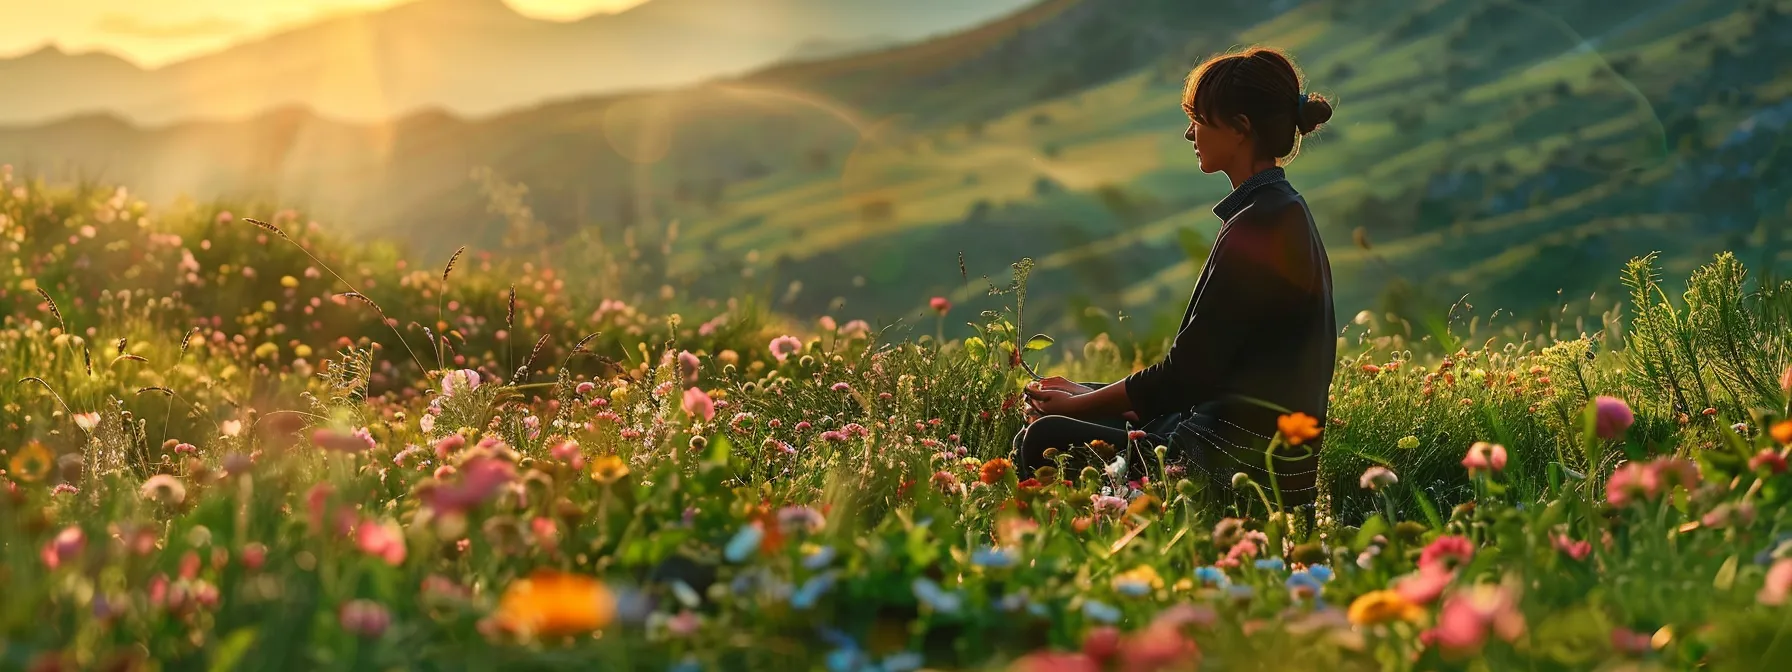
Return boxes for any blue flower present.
[1194,566,1229,586]
[911,578,962,614]
[804,545,838,570]
[1254,557,1286,572]
[790,571,838,610]
[612,585,655,625]
[826,648,867,672]
[725,523,765,563]
[1307,564,1334,583]
[971,546,1018,568]
[1083,599,1122,624]
[882,652,925,672]
[670,580,702,608]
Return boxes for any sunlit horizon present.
[0,0,652,68]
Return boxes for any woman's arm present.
[1120,217,1300,420]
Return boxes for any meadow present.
[6,171,1792,672]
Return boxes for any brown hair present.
[1182,47,1333,162]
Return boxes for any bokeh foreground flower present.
[492,570,616,638]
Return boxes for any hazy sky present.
[0,0,651,67]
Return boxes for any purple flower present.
[1593,396,1634,440]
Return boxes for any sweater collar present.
[1212,166,1288,221]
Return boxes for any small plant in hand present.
[6,178,1792,670]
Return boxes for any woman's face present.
[1185,117,1246,174]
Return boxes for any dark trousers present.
[1010,399,1321,509]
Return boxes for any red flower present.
[1419,535,1475,574]
[929,297,951,315]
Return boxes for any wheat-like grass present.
[179,327,198,354]
[36,287,64,331]
[514,333,551,382]
[115,337,127,355]
[243,217,429,378]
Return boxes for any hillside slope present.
[2,0,1790,340]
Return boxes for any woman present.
[1013,47,1336,508]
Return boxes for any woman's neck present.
[1224,160,1280,189]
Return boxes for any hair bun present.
[1296,93,1333,136]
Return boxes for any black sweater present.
[1121,168,1336,496]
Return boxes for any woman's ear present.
[1229,115,1253,140]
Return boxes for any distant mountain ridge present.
[0,0,1036,125]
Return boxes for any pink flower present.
[1127,430,1147,442]
[339,600,391,638]
[1010,652,1100,672]
[769,335,803,362]
[240,543,268,571]
[1782,365,1792,393]
[419,413,436,435]
[550,439,584,469]
[433,433,466,461]
[818,316,837,332]
[1461,442,1507,475]
[1430,584,1525,653]
[532,517,559,550]
[682,387,716,421]
[1593,396,1634,440]
[1605,461,1655,507]
[1091,494,1128,517]
[575,381,596,395]
[427,456,516,513]
[355,518,407,566]
[440,368,482,397]
[1119,623,1200,671]
[1611,627,1653,656]
[40,526,85,570]
[678,350,701,384]
[314,427,376,453]
[1551,533,1591,561]
[174,442,197,455]
[1394,565,1454,605]
[1751,449,1788,474]
[841,320,872,339]
[1651,458,1700,493]
[831,382,851,392]
[1760,559,1792,605]
[1419,535,1475,574]
[930,297,951,315]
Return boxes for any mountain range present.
[3,0,1789,338]
[0,0,1035,125]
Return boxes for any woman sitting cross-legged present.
[1012,47,1337,509]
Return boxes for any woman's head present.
[1181,47,1333,175]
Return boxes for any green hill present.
[3,0,1790,342]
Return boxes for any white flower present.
[73,412,101,431]
[1359,466,1398,490]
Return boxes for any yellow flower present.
[1113,564,1165,595]
[280,275,300,288]
[8,440,53,482]
[590,455,630,485]
[610,385,630,403]
[1347,590,1424,625]
[493,570,615,638]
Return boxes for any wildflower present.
[1254,557,1286,572]
[1734,422,1751,435]
[1113,565,1164,596]
[492,570,616,637]
[1119,622,1201,670]
[972,457,1013,484]
[912,578,963,614]
[73,412,101,431]
[433,433,466,460]
[1419,535,1475,573]
[1397,435,1420,450]
[682,387,716,421]
[1611,627,1654,656]
[40,526,85,570]
[1359,466,1398,490]
[1082,599,1122,624]
[1431,583,1526,652]
[803,545,838,570]
[927,296,953,316]
[440,369,482,397]
[419,413,436,435]
[1605,461,1655,507]
[1083,626,1122,661]
[550,439,583,469]
[830,381,851,393]
[356,518,408,566]
[725,523,765,563]
[1194,566,1228,587]
[1592,396,1634,440]
[1307,564,1334,582]
[590,455,630,485]
[1760,559,1792,605]
[1461,441,1507,476]
[1012,652,1101,672]
[575,381,596,395]
[678,350,701,383]
[1276,412,1321,446]
[8,440,52,481]
[1212,518,1245,547]
[778,506,827,534]
[1551,533,1591,561]
[972,546,1019,569]
[931,470,960,493]
[1394,566,1454,605]
[769,335,804,362]
[1653,458,1700,493]
[241,543,267,571]
[140,474,187,506]
[426,456,515,513]
[173,442,197,456]
[50,483,78,496]
[1752,449,1788,474]
[1346,590,1423,625]
[339,600,391,638]
[1286,571,1325,603]
[314,427,376,453]
[1091,494,1127,517]
[1127,429,1147,442]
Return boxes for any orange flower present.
[1773,420,1792,446]
[492,570,616,638]
[1347,590,1423,625]
[8,440,52,482]
[590,455,630,485]
[1276,413,1322,446]
[980,458,1013,485]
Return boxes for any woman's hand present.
[1024,382,1085,418]
[1036,376,1093,395]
